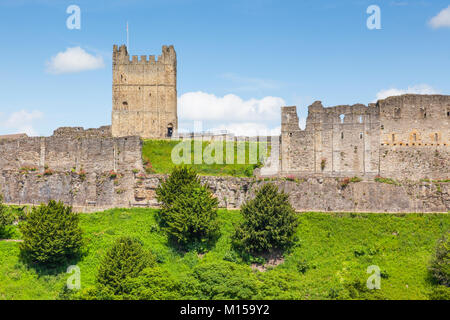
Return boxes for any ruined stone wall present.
[0,127,143,174]
[280,94,450,180]
[112,45,177,139]
[1,172,448,213]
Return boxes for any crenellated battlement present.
[113,44,176,65]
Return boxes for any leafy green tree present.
[233,183,298,254]
[429,232,449,287]
[156,166,219,247]
[96,236,155,296]
[190,261,259,300]
[0,195,14,233]
[19,200,83,265]
[122,267,181,300]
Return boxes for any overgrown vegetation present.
[233,183,298,255]
[19,201,83,266]
[142,139,268,177]
[0,208,449,300]
[0,196,14,236]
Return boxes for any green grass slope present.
[0,209,448,300]
[142,139,268,177]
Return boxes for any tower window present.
[341,132,344,139]
[340,114,345,123]
[359,116,363,123]
[359,132,363,139]
[392,134,395,142]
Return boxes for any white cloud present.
[178,91,286,136]
[179,91,285,122]
[2,110,43,136]
[376,84,439,101]
[46,47,105,74]
[429,6,450,29]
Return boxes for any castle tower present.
[112,44,177,139]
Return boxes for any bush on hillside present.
[190,261,259,300]
[429,232,449,287]
[19,200,83,265]
[162,185,219,248]
[156,165,201,211]
[122,267,181,300]
[96,236,155,296]
[0,195,14,233]
[233,183,298,254]
[156,166,219,248]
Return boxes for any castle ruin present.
[112,45,177,139]
[280,94,450,180]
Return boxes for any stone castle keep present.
[0,44,449,212]
[280,95,450,181]
[112,45,177,139]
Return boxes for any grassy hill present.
[0,209,448,300]
[142,139,269,177]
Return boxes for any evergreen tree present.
[96,236,155,295]
[0,195,14,232]
[429,232,449,287]
[233,183,298,254]
[156,166,219,248]
[19,200,83,265]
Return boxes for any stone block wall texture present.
[280,94,450,180]
[0,127,143,174]
[112,45,177,139]
[0,173,448,213]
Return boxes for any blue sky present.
[0,0,449,136]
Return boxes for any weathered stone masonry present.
[281,94,450,181]
[112,45,177,139]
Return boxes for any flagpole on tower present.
[126,21,129,50]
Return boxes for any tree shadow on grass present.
[18,247,88,277]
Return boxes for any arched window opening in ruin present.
[413,133,417,141]
[167,123,174,138]
[359,132,363,139]
[122,101,128,110]
[340,114,345,123]
[435,133,439,142]
[341,132,344,139]
[394,108,401,118]
[447,110,450,117]
[359,116,363,123]
[392,134,395,142]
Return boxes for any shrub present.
[161,185,219,247]
[19,200,83,265]
[96,236,155,296]
[233,183,298,254]
[122,267,181,300]
[429,285,450,300]
[0,195,14,233]
[429,233,449,287]
[156,165,201,210]
[190,261,259,300]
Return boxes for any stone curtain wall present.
[1,172,448,213]
[112,45,177,139]
[0,127,143,174]
[280,94,450,180]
